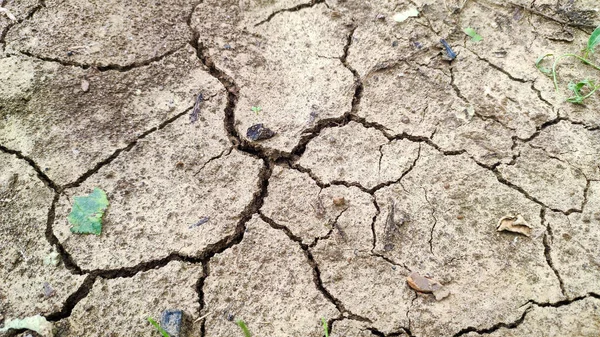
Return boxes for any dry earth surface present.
[1,0,600,336]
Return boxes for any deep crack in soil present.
[2,0,600,335]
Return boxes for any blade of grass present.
[535,53,553,75]
[236,320,252,337]
[147,317,170,337]
[585,25,600,57]
[551,53,600,94]
[321,318,329,337]
[463,27,483,42]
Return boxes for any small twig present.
[194,312,211,322]
[190,93,204,123]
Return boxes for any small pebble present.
[456,215,464,220]
[376,13,385,20]
[392,40,398,47]
[161,309,183,337]
[407,271,443,293]
[43,282,55,298]
[246,123,276,141]
[81,79,90,92]
[43,251,60,266]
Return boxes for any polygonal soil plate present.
[373,145,563,336]
[202,215,338,337]
[192,1,354,153]
[464,297,600,336]
[0,47,219,186]
[5,0,193,66]
[52,105,260,269]
[0,152,86,320]
[298,122,420,189]
[55,261,203,336]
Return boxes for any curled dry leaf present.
[407,271,443,293]
[496,214,532,237]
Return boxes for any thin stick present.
[194,312,211,323]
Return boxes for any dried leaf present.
[393,8,419,23]
[0,315,54,337]
[496,214,532,237]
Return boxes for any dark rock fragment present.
[246,124,275,141]
[161,309,183,337]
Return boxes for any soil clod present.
[333,197,346,206]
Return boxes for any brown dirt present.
[1,0,600,336]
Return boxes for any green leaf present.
[322,318,329,337]
[587,25,600,55]
[147,317,170,337]
[236,320,252,337]
[463,27,482,42]
[68,187,109,235]
[535,54,553,75]
[566,79,598,104]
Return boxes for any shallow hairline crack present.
[466,47,558,112]
[61,107,192,191]
[193,147,233,176]
[423,189,438,256]
[258,212,372,323]
[474,159,584,216]
[527,142,590,182]
[448,66,518,133]
[254,0,327,27]
[541,207,567,297]
[479,0,598,29]
[451,304,532,336]
[0,0,45,50]
[12,43,187,72]
[0,144,60,192]
[308,206,349,248]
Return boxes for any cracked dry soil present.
[1,0,600,336]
